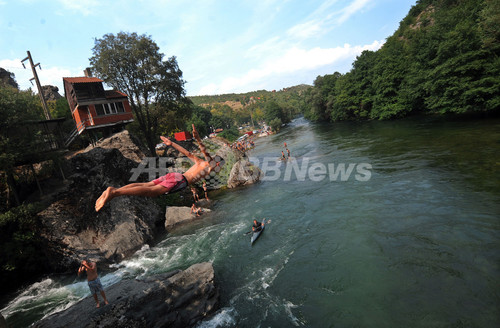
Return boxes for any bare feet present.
[104,300,109,305]
[96,302,100,308]
[95,187,115,212]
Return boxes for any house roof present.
[105,90,128,98]
[63,77,103,84]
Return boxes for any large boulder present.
[227,159,262,189]
[164,206,211,230]
[38,147,164,269]
[41,85,62,101]
[33,262,219,328]
[84,130,148,163]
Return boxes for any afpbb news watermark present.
[128,156,372,183]
[248,157,372,182]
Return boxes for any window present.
[95,104,105,116]
[94,102,124,116]
[115,102,125,113]
[103,103,114,114]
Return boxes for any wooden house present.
[62,76,134,138]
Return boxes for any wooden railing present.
[64,119,88,147]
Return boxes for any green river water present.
[2,116,500,327]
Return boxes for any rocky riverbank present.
[33,262,219,328]
[18,130,261,327]
[38,130,261,270]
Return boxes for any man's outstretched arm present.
[191,124,212,161]
[160,136,200,163]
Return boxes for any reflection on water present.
[3,116,500,327]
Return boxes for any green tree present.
[217,126,239,141]
[185,105,212,137]
[0,87,43,206]
[269,117,282,132]
[90,32,186,156]
[263,101,284,123]
[0,202,47,295]
[303,0,500,120]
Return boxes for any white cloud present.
[57,0,101,16]
[287,0,372,40]
[337,0,371,24]
[196,40,383,95]
[287,20,323,39]
[1,58,79,93]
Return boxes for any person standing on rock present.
[202,180,209,201]
[78,259,109,308]
[191,187,200,203]
[95,124,224,212]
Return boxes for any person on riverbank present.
[191,203,203,216]
[78,259,109,308]
[191,187,200,203]
[95,124,224,212]
[202,180,209,201]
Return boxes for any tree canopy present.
[302,0,500,122]
[89,32,187,155]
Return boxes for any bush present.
[269,118,282,132]
[217,127,239,142]
[0,202,48,294]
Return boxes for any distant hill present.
[189,84,311,108]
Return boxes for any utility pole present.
[21,51,51,120]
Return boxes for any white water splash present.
[196,307,237,328]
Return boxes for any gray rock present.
[164,206,211,230]
[0,313,8,328]
[0,67,18,89]
[41,85,62,101]
[83,130,148,163]
[33,262,219,328]
[39,147,164,269]
[227,159,262,189]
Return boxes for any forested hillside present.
[302,0,500,121]
[188,84,309,134]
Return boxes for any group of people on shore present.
[231,136,255,153]
[190,180,208,216]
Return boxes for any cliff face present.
[41,85,62,101]
[38,146,164,270]
[37,131,260,271]
[33,262,219,328]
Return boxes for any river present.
[2,116,500,327]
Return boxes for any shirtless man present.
[202,180,209,201]
[191,187,200,202]
[190,203,203,217]
[78,259,109,308]
[95,125,224,212]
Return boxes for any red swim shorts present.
[152,172,188,194]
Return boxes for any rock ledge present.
[33,262,219,328]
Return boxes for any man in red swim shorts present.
[95,124,224,212]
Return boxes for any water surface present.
[2,117,499,327]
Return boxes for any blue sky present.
[0,0,417,96]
